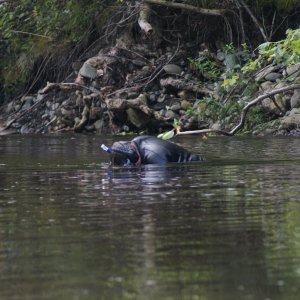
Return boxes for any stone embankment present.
[1,45,299,136]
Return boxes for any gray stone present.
[157,94,166,103]
[21,98,33,111]
[5,101,14,114]
[280,108,300,129]
[163,64,182,75]
[14,104,21,112]
[170,103,181,111]
[148,93,157,103]
[260,81,273,92]
[255,65,278,82]
[291,90,300,109]
[127,92,139,99]
[61,108,74,118]
[79,62,97,79]
[20,124,34,134]
[180,100,191,110]
[89,107,102,120]
[217,51,225,61]
[211,121,222,131]
[264,72,282,82]
[184,73,192,80]
[224,54,237,70]
[132,60,147,67]
[21,96,35,103]
[286,63,300,76]
[126,108,149,128]
[159,109,167,117]
[165,110,175,119]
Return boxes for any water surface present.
[0,135,300,300]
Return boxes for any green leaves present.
[157,129,175,140]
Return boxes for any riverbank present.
[0,2,299,137]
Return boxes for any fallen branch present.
[144,0,228,16]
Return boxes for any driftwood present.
[144,0,228,16]
[176,84,300,137]
[160,78,213,95]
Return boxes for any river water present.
[0,134,300,300]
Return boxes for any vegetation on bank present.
[0,1,299,135]
[181,28,300,136]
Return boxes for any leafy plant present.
[188,50,222,81]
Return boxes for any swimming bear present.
[102,135,203,166]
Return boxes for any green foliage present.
[188,50,222,81]
[243,28,300,74]
[0,0,119,98]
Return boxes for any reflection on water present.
[0,135,300,300]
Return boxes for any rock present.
[163,64,182,75]
[20,124,34,134]
[264,72,282,82]
[127,92,139,99]
[14,104,21,112]
[184,73,192,80]
[89,107,102,120]
[126,108,150,128]
[178,90,189,100]
[132,60,147,67]
[79,62,97,79]
[217,51,225,61]
[148,93,157,103]
[211,121,222,131]
[286,63,300,76]
[224,54,237,70]
[280,108,300,130]
[260,81,273,92]
[165,110,175,119]
[61,108,74,118]
[255,65,279,82]
[159,109,167,117]
[291,90,300,109]
[157,94,166,103]
[170,103,181,111]
[5,101,14,114]
[180,100,191,110]
[21,98,33,111]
